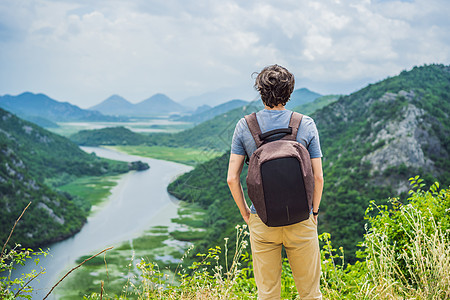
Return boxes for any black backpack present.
[245,112,314,227]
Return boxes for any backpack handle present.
[259,127,292,140]
[244,112,303,148]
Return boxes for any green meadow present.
[105,145,222,166]
[57,175,122,208]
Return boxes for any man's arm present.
[227,153,251,224]
[311,157,324,223]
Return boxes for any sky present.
[0,0,449,108]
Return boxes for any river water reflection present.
[13,146,192,299]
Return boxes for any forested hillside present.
[70,126,150,146]
[168,64,450,260]
[293,94,339,115]
[0,108,130,247]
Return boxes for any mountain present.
[182,86,257,109]
[89,93,187,117]
[89,95,135,116]
[0,92,126,122]
[0,108,130,247]
[175,99,249,124]
[285,88,322,109]
[312,64,450,257]
[134,93,187,115]
[193,105,212,115]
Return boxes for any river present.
[12,146,192,299]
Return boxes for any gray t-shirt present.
[230,109,323,214]
[231,109,322,158]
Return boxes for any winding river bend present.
[14,147,192,299]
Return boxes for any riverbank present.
[50,147,209,299]
[55,202,207,299]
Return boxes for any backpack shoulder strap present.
[283,112,303,141]
[244,112,263,148]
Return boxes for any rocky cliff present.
[315,64,449,256]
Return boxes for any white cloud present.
[0,0,449,107]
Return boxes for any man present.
[227,64,323,299]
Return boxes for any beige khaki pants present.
[248,213,322,300]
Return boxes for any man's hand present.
[242,207,251,225]
[313,214,318,225]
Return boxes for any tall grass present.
[320,179,450,299]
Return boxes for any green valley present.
[66,65,450,261]
[3,64,449,299]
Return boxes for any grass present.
[170,230,207,241]
[57,175,121,207]
[171,203,207,228]
[105,145,222,166]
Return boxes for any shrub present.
[320,177,450,299]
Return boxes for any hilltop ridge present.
[0,92,125,123]
[90,93,187,116]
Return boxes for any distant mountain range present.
[90,93,187,116]
[70,93,335,151]
[175,99,249,124]
[173,88,320,124]
[181,87,320,110]
[182,86,257,109]
[0,92,126,125]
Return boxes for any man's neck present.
[264,104,286,110]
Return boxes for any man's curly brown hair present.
[254,65,295,108]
